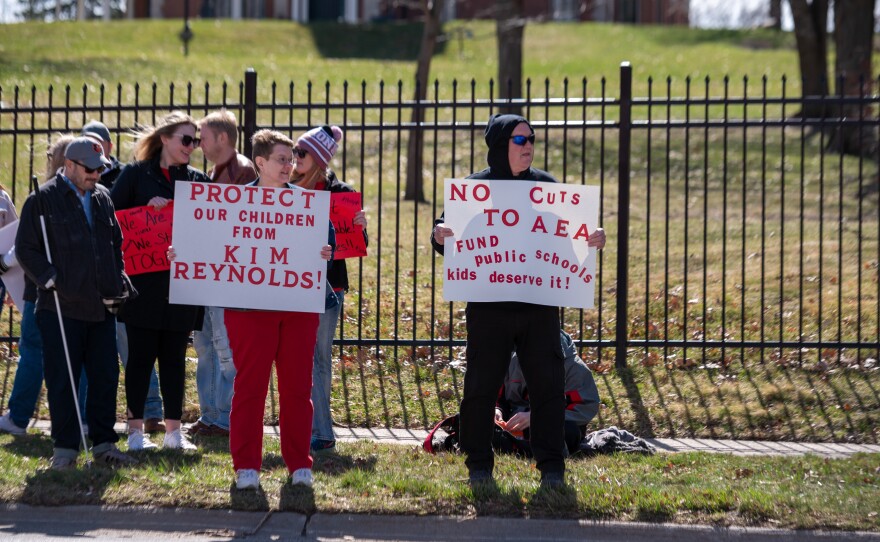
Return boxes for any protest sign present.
[441,179,600,309]
[330,192,367,260]
[116,204,173,276]
[0,220,26,310]
[169,182,331,312]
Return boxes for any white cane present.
[31,175,91,466]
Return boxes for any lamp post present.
[179,0,193,56]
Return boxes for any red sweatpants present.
[225,309,319,473]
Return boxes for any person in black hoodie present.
[431,114,604,488]
[111,111,209,453]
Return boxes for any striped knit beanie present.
[297,125,343,170]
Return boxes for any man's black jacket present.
[16,173,128,322]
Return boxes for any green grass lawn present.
[0,434,877,530]
[0,19,809,97]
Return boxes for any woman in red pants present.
[226,129,334,490]
[170,129,335,490]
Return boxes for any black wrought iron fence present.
[0,63,878,430]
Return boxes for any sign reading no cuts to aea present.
[441,179,601,310]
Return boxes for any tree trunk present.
[769,0,782,29]
[828,0,877,157]
[404,0,445,202]
[789,0,829,118]
[496,0,524,116]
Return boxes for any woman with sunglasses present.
[111,111,209,452]
[291,125,367,452]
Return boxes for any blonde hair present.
[198,109,239,145]
[250,129,294,169]
[46,133,77,180]
[132,110,197,162]
[290,146,329,189]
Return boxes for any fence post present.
[243,68,257,159]
[615,62,632,370]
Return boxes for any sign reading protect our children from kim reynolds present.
[441,179,600,309]
[169,182,330,313]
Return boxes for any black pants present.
[37,309,119,451]
[124,325,189,420]
[460,302,565,475]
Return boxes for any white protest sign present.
[169,182,330,313]
[0,220,26,311]
[442,179,600,309]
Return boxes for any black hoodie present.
[431,114,557,255]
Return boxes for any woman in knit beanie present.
[291,125,368,452]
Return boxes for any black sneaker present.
[540,470,565,488]
[310,438,336,452]
[468,469,493,485]
[94,446,138,467]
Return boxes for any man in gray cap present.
[82,120,122,188]
[16,137,137,470]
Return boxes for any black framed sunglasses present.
[293,147,309,159]
[72,160,106,174]
[172,134,201,147]
[510,134,536,146]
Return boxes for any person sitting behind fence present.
[496,329,600,455]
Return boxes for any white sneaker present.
[290,468,313,487]
[163,429,197,451]
[127,429,157,451]
[235,469,260,490]
[0,413,26,435]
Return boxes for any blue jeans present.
[311,290,343,442]
[117,321,163,420]
[7,300,87,429]
[192,306,234,430]
[37,309,119,452]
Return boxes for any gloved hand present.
[103,273,136,314]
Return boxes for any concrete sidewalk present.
[27,420,880,458]
[2,504,880,541]
[326,427,880,458]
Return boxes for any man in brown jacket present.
[198,110,257,185]
[188,109,258,438]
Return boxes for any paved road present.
[1,505,879,541]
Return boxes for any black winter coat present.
[111,157,209,332]
[16,174,128,322]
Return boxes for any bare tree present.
[496,0,524,116]
[789,0,830,118]
[829,0,877,156]
[404,0,445,202]
[769,0,782,29]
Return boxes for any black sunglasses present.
[510,134,536,146]
[72,160,106,174]
[293,147,309,159]
[172,134,201,147]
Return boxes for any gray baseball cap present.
[81,120,111,142]
[65,137,112,170]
